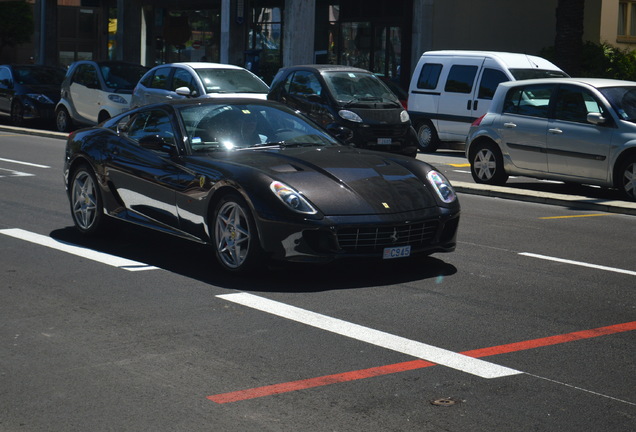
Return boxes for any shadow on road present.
[50,221,458,293]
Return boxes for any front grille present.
[336,221,439,253]
[368,125,409,138]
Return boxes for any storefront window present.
[159,9,220,64]
[248,2,282,83]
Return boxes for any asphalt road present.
[1,130,635,431]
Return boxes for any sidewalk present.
[2,124,635,216]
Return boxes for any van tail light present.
[472,114,486,127]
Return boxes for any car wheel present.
[56,107,73,132]
[212,194,263,273]
[70,165,104,234]
[470,141,509,185]
[98,111,111,123]
[415,120,439,153]
[618,156,636,201]
[10,101,25,126]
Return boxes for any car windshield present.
[323,71,401,106]
[509,69,569,80]
[98,62,147,91]
[178,102,338,152]
[14,66,65,85]
[195,68,269,94]
[599,86,636,122]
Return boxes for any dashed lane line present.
[0,228,158,271]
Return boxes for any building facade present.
[2,0,635,87]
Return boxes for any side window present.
[289,71,322,97]
[416,63,442,90]
[150,67,171,90]
[74,65,98,88]
[0,68,11,87]
[172,69,195,92]
[125,110,176,147]
[503,84,554,118]
[444,65,478,94]
[554,86,603,124]
[478,68,509,100]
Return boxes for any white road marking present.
[0,157,50,168]
[520,252,636,276]
[0,168,34,177]
[217,292,522,379]
[0,228,158,271]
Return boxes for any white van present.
[407,50,568,152]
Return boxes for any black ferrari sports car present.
[63,98,460,273]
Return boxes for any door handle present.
[548,128,563,134]
[503,122,517,128]
[473,100,478,110]
[467,100,471,110]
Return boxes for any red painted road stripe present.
[208,321,636,404]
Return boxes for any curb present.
[452,181,636,216]
[0,124,68,140]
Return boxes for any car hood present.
[206,146,439,215]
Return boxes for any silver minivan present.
[465,77,636,200]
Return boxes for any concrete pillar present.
[411,0,434,75]
[116,0,142,63]
[283,0,315,66]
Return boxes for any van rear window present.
[417,63,442,90]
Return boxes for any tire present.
[70,165,105,235]
[212,194,264,273]
[56,106,73,132]
[415,120,440,153]
[10,101,25,126]
[618,155,636,201]
[470,141,509,185]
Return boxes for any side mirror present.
[306,94,323,103]
[175,86,195,97]
[326,125,354,143]
[138,134,177,154]
[587,112,606,125]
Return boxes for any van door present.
[474,64,511,119]
[436,58,484,141]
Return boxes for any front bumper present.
[256,206,460,263]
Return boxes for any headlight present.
[108,94,128,104]
[427,170,456,203]
[26,93,53,104]
[338,109,363,123]
[400,110,410,123]
[270,181,317,214]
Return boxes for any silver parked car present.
[466,78,636,200]
[131,62,269,108]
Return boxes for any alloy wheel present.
[214,199,252,270]
[71,170,98,231]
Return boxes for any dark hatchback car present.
[268,65,417,157]
[0,64,66,126]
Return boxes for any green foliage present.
[541,42,636,80]
[0,1,34,54]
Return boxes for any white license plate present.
[383,245,411,259]
[377,138,392,145]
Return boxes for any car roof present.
[498,77,636,89]
[151,62,246,71]
[279,64,373,74]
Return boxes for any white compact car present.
[130,62,269,108]
[465,77,636,200]
[55,60,147,132]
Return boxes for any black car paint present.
[64,99,458,266]
[268,65,418,157]
[0,64,65,124]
